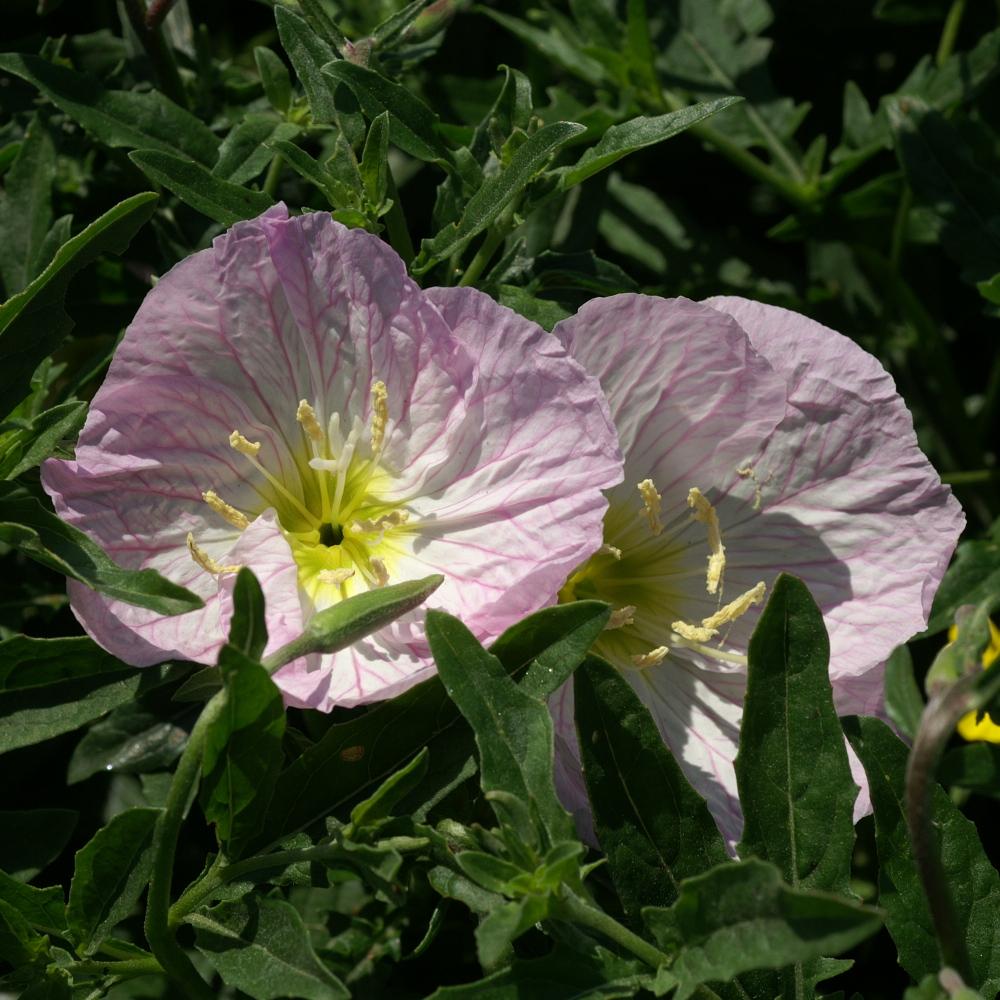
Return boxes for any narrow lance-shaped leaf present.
[129,150,273,227]
[562,98,743,188]
[66,807,160,955]
[0,53,217,165]
[0,193,158,406]
[845,716,1000,996]
[228,568,268,661]
[274,7,341,124]
[0,484,202,616]
[642,859,883,1000]
[574,655,728,919]
[426,610,575,848]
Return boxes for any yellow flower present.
[954,619,1000,743]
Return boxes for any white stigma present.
[687,487,725,595]
[638,479,663,535]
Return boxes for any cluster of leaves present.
[2,0,1000,998]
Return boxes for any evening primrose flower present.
[954,619,1000,742]
[42,206,621,710]
[550,294,965,843]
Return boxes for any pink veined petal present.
[386,286,623,644]
[257,210,475,497]
[702,296,965,685]
[552,295,787,530]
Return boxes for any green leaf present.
[269,138,357,208]
[425,943,647,999]
[0,401,86,479]
[0,811,76,883]
[0,870,65,935]
[255,600,607,849]
[845,716,1000,994]
[0,484,202,616]
[274,7,341,124]
[67,704,188,784]
[129,150,273,226]
[213,115,300,185]
[255,46,293,114]
[475,895,549,969]
[642,859,882,1000]
[736,574,857,894]
[200,647,286,859]
[0,53,217,165]
[0,636,165,755]
[359,111,390,209]
[66,807,160,955]
[0,193,157,406]
[189,896,349,999]
[322,61,455,165]
[574,655,728,919]
[0,896,47,966]
[928,540,1000,635]
[427,865,504,916]
[0,114,55,298]
[228,568,268,661]
[885,644,925,741]
[562,98,742,187]
[939,743,1000,796]
[349,747,429,829]
[426,610,575,848]
[891,101,1000,287]
[415,121,585,272]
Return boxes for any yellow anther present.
[352,511,409,534]
[737,465,764,511]
[607,605,636,630]
[672,620,718,643]
[701,582,767,630]
[598,543,622,560]
[638,479,663,535]
[687,487,725,595]
[370,380,388,454]
[201,490,250,531]
[186,533,239,575]
[229,430,261,457]
[631,646,669,668]
[369,556,389,587]
[318,567,355,586]
[296,399,324,443]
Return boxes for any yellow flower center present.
[193,381,411,611]
[954,619,1000,743]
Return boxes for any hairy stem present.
[936,0,967,67]
[121,0,187,109]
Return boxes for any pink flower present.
[42,206,622,710]
[550,294,964,844]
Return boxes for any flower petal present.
[703,296,965,682]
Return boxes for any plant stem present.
[941,469,1000,485]
[263,153,284,199]
[553,888,671,971]
[905,673,978,983]
[67,957,163,977]
[121,0,188,109]
[384,166,416,264]
[936,0,967,66]
[144,693,225,1000]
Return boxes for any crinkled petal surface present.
[42,207,622,711]
[551,293,963,845]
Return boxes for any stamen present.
[607,605,636,630]
[186,533,239,575]
[687,487,725,595]
[229,430,261,457]
[231,429,320,527]
[370,380,388,454]
[631,646,669,668]
[296,399,324,443]
[638,479,663,535]
[352,511,409,534]
[202,490,250,531]
[318,567,355,586]
[737,465,764,511]
[369,556,389,587]
[701,582,767,630]
[599,543,622,560]
[672,620,718,643]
